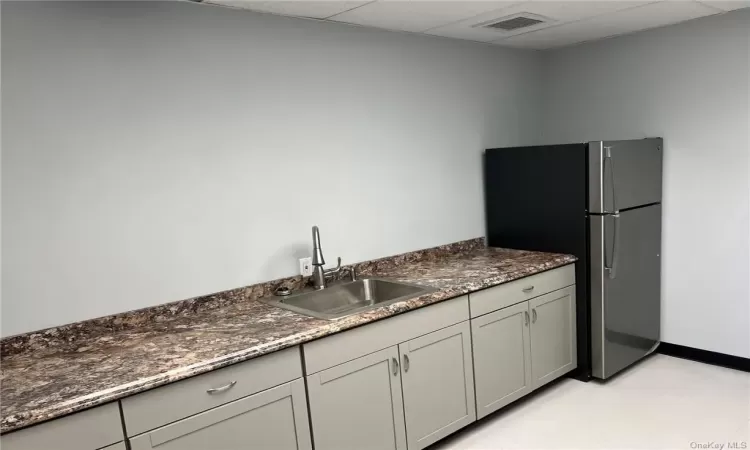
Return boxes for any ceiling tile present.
[498,0,723,49]
[328,0,521,33]
[697,0,750,10]
[426,0,652,42]
[209,1,370,19]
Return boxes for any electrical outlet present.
[299,257,313,277]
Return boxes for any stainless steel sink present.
[262,278,436,320]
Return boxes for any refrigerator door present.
[588,138,663,213]
[590,204,661,379]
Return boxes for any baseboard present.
[657,342,750,373]
[568,366,592,382]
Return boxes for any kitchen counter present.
[0,239,575,434]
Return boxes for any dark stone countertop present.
[0,239,575,434]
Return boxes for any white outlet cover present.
[299,257,313,277]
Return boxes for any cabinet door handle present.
[206,380,237,395]
[522,286,535,293]
[403,354,410,373]
[532,308,538,323]
[524,311,530,326]
[392,357,399,376]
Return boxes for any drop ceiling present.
[204,0,749,49]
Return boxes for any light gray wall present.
[1,1,544,336]
[543,10,750,358]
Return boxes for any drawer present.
[129,379,311,450]
[0,403,122,450]
[122,346,302,436]
[469,264,575,318]
[303,295,469,374]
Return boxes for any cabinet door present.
[129,379,311,450]
[307,346,407,450]
[471,301,532,419]
[399,321,476,450]
[529,286,577,389]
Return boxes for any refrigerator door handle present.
[604,146,618,213]
[605,213,621,279]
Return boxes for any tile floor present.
[434,354,749,450]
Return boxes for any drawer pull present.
[522,286,535,293]
[206,380,237,395]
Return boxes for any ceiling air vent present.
[475,13,550,32]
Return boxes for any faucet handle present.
[323,257,342,277]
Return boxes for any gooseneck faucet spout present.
[312,226,325,267]
[310,225,341,290]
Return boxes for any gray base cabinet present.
[306,321,476,450]
[472,301,532,419]
[307,346,407,450]
[530,286,577,389]
[0,403,123,450]
[122,347,302,437]
[400,321,476,450]
[471,284,577,419]
[129,379,311,450]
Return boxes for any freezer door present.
[588,138,663,213]
[590,204,661,379]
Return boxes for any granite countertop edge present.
[1,245,576,434]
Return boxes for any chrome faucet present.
[311,225,341,290]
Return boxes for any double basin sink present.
[263,278,436,320]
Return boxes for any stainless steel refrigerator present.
[484,138,662,380]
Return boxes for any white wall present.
[543,10,750,358]
[0,1,544,336]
